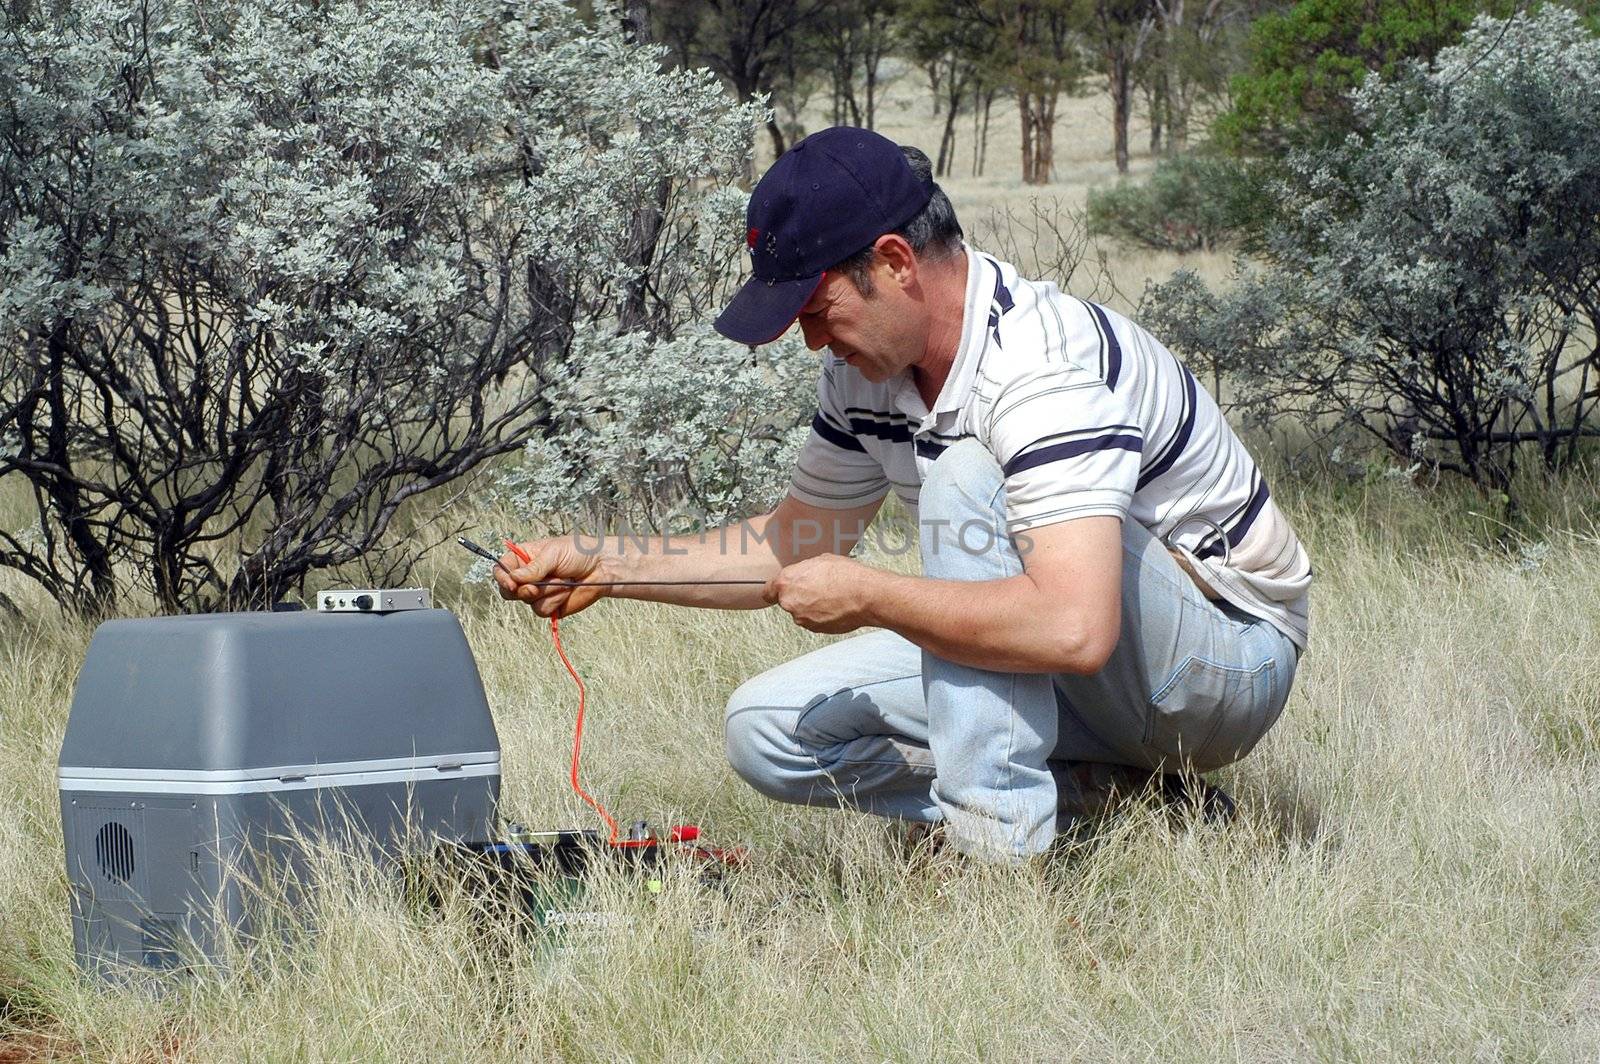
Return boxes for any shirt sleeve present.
[787,359,892,509]
[982,365,1144,533]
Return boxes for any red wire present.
[548,612,746,867]
[550,614,653,848]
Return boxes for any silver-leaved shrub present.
[496,323,815,534]
[1142,8,1600,504]
[0,0,793,613]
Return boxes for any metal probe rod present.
[456,537,764,586]
[518,580,765,587]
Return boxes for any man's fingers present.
[497,540,551,579]
[509,559,560,585]
[518,586,566,617]
[761,576,780,606]
[515,583,600,620]
[482,538,599,619]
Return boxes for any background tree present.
[0,0,777,614]
[1141,0,1251,154]
[1137,26,1169,154]
[764,17,826,147]
[1084,0,1159,174]
[1213,0,1520,154]
[1087,155,1261,253]
[653,0,824,158]
[965,0,1086,184]
[814,0,902,129]
[904,0,1002,176]
[1142,9,1600,507]
[618,0,672,334]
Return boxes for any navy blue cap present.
[714,127,933,345]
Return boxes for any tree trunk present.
[1110,59,1131,174]
[937,95,959,176]
[976,91,994,177]
[1162,0,1189,153]
[619,0,669,335]
[1018,91,1036,184]
[1018,92,1055,184]
[1149,69,1165,155]
[971,88,981,176]
[1168,85,1190,152]
[1032,93,1056,184]
[835,55,862,126]
[729,65,785,159]
[42,322,117,615]
[865,60,878,128]
[938,59,966,178]
[619,0,650,47]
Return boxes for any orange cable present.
[549,614,653,848]
[548,611,741,866]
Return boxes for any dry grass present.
[1,466,1599,1061]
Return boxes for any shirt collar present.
[884,245,989,423]
[930,246,988,416]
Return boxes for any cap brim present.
[713,274,824,345]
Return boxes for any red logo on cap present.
[747,227,759,250]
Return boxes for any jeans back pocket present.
[1145,655,1277,771]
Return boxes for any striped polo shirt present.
[789,246,1311,649]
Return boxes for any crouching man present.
[498,127,1310,863]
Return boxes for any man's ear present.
[872,234,917,288]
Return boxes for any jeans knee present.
[920,438,1004,525]
[724,678,803,802]
[919,439,1018,580]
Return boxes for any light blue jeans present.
[725,439,1299,862]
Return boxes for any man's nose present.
[797,314,830,351]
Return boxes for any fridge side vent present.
[94,821,135,883]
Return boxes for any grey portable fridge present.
[57,605,500,977]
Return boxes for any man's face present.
[794,263,916,382]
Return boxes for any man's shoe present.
[1155,771,1237,824]
[1054,761,1238,828]
[897,820,947,862]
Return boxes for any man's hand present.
[495,537,607,619]
[764,555,876,634]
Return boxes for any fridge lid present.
[58,751,500,795]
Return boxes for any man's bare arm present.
[500,493,884,614]
[766,515,1123,674]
